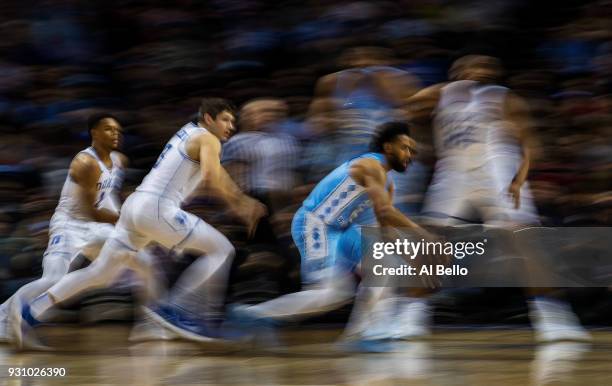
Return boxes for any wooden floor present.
[1,325,611,385]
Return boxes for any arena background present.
[0,0,610,327]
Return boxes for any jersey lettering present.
[94,191,106,208]
[176,129,188,140]
[153,144,173,169]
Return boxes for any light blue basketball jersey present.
[333,66,404,112]
[332,66,406,163]
[302,152,385,229]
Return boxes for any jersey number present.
[153,144,173,168]
[94,192,106,208]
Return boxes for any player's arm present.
[406,83,443,124]
[70,154,119,224]
[111,152,128,204]
[199,133,266,233]
[199,133,249,203]
[349,158,422,231]
[374,69,420,108]
[504,92,534,208]
[351,159,447,282]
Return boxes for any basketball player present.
[12,98,266,349]
[384,55,590,342]
[229,121,432,348]
[309,45,431,238]
[0,114,125,344]
[310,46,419,164]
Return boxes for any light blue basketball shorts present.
[292,206,362,284]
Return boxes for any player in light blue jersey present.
[229,121,430,350]
[311,46,418,165]
[308,46,426,219]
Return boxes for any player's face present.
[254,100,287,129]
[385,134,416,172]
[93,118,122,150]
[208,111,235,142]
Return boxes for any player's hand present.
[240,198,268,239]
[249,201,268,238]
[508,181,521,209]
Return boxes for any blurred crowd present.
[0,0,611,320]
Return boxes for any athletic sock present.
[29,293,54,321]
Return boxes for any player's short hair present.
[369,121,412,153]
[449,55,503,81]
[198,98,236,121]
[88,113,119,136]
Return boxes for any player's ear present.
[202,113,214,126]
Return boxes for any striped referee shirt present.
[221,131,300,195]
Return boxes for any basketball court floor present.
[1,325,611,385]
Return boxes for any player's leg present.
[0,305,7,342]
[27,238,137,322]
[1,226,81,343]
[336,225,397,340]
[0,253,70,343]
[10,230,142,350]
[380,227,438,341]
[66,214,167,306]
[128,246,167,304]
[235,267,357,322]
[163,216,236,321]
[10,237,138,350]
[320,225,404,352]
[132,201,236,341]
[528,294,591,342]
[480,172,590,342]
[231,209,356,323]
[10,196,151,349]
[78,203,170,342]
[64,222,116,273]
[11,221,116,319]
[40,235,168,342]
[127,245,178,342]
[420,168,474,226]
[24,199,150,323]
[386,171,471,341]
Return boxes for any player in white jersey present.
[0,114,125,344]
[384,55,590,342]
[419,55,537,226]
[13,98,266,349]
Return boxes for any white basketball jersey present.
[433,80,512,170]
[52,147,124,224]
[136,122,206,205]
